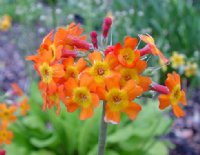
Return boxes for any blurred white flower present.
[138,11,144,16]
[129,9,135,15]
[38,27,45,34]
[56,8,62,14]
[40,15,46,21]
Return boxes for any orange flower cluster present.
[27,17,187,124]
[0,83,30,146]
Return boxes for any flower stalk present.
[98,102,108,155]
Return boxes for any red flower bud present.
[151,83,169,94]
[90,31,98,49]
[62,49,78,58]
[0,150,6,155]
[104,45,114,55]
[139,44,152,56]
[67,36,91,50]
[102,17,112,38]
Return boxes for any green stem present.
[98,102,108,155]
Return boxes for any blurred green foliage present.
[5,83,173,155]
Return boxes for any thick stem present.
[98,102,108,155]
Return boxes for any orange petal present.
[180,90,187,106]
[165,73,177,91]
[135,60,147,73]
[76,58,87,72]
[96,86,106,100]
[138,34,155,45]
[65,99,79,112]
[124,102,142,120]
[123,80,143,100]
[11,83,24,96]
[91,93,99,107]
[105,53,119,69]
[158,94,170,110]
[63,57,74,67]
[65,78,78,96]
[105,105,120,124]
[173,71,181,84]
[80,106,93,120]
[172,105,185,118]
[105,74,120,90]
[88,51,102,64]
[79,74,93,88]
[53,64,65,78]
[113,43,122,55]
[138,76,152,91]
[124,36,138,49]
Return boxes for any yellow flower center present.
[39,63,53,83]
[49,44,56,62]
[119,48,135,65]
[90,61,110,83]
[66,66,78,80]
[170,85,181,105]
[120,68,139,85]
[106,88,128,111]
[72,87,92,108]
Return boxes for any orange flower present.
[41,85,65,115]
[62,57,87,81]
[158,72,187,117]
[26,30,63,64]
[96,75,143,124]
[11,83,24,96]
[0,104,16,124]
[54,23,90,52]
[64,74,99,120]
[0,123,13,145]
[116,60,152,91]
[84,51,119,88]
[113,36,140,68]
[19,97,30,116]
[139,34,169,63]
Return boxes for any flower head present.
[0,104,16,124]
[170,52,185,69]
[0,123,13,145]
[113,36,140,68]
[158,72,187,117]
[96,75,143,124]
[184,62,198,77]
[0,15,12,32]
[64,74,99,120]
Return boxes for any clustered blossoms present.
[161,51,198,78]
[0,83,30,146]
[27,17,187,124]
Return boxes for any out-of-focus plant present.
[0,83,30,154]
[4,82,173,155]
[0,14,12,32]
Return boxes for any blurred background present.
[0,0,200,155]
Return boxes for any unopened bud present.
[62,49,77,58]
[102,17,112,39]
[90,31,98,49]
[139,44,152,56]
[151,83,169,94]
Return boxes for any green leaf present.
[30,133,58,148]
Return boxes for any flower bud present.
[151,83,169,94]
[90,31,98,49]
[62,49,77,58]
[0,150,6,155]
[104,45,114,55]
[139,44,151,56]
[102,17,112,39]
